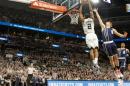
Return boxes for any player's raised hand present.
[80,0,82,4]
[93,8,98,12]
[124,32,128,37]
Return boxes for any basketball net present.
[68,10,79,25]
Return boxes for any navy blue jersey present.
[118,48,129,57]
[102,28,117,56]
[102,28,114,42]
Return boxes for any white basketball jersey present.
[82,18,95,34]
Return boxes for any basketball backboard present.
[52,0,80,23]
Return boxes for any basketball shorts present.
[85,33,99,49]
[103,42,117,57]
[119,58,126,68]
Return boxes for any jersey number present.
[87,23,92,29]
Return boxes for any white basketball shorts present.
[85,33,99,49]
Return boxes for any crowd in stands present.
[0,5,84,35]
[0,4,130,86]
[0,51,130,86]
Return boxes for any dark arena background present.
[0,0,130,86]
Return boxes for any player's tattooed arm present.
[93,9,105,30]
[113,29,128,38]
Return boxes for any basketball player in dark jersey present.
[93,9,128,79]
[117,43,129,74]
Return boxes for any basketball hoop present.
[68,9,79,25]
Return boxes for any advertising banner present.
[47,80,130,86]
[30,1,67,13]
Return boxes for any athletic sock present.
[95,57,100,68]
[95,57,98,65]
[92,59,97,66]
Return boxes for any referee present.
[27,63,35,86]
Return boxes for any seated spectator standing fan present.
[16,51,24,62]
[27,63,35,86]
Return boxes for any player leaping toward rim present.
[79,1,100,72]
[93,8,128,79]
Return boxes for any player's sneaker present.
[92,65,101,75]
[119,73,124,80]
[92,65,97,73]
[96,68,101,75]
[95,64,100,69]
[92,65,96,71]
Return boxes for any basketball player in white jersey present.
[79,4,99,70]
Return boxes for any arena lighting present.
[103,0,111,3]
[85,50,89,53]
[16,51,24,57]
[0,37,8,41]
[126,4,130,12]
[16,53,23,57]
[91,0,99,3]
[52,44,60,48]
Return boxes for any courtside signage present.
[47,80,118,86]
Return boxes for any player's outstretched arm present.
[113,29,128,38]
[126,49,130,55]
[117,48,120,51]
[79,4,84,22]
[93,9,105,30]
